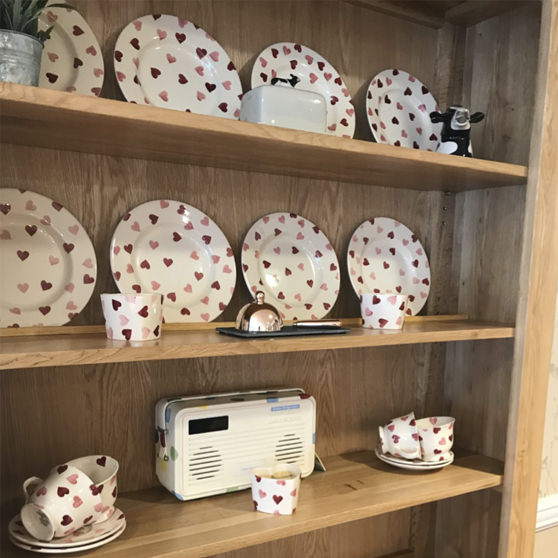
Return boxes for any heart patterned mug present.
[20,464,104,541]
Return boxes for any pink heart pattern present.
[38,6,104,96]
[366,69,441,151]
[241,212,339,320]
[110,199,236,323]
[347,217,430,316]
[0,189,97,327]
[252,42,355,138]
[114,15,242,119]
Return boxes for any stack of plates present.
[374,446,454,471]
[8,510,126,554]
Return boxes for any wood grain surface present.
[0,318,514,370]
[0,1,546,557]
[0,83,527,191]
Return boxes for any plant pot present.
[0,30,43,86]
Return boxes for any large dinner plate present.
[114,14,242,118]
[110,200,236,323]
[0,189,97,327]
[251,42,355,138]
[38,5,104,96]
[366,69,442,150]
[347,217,430,315]
[241,212,340,320]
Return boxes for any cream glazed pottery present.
[20,465,104,541]
[360,293,407,329]
[378,412,421,459]
[251,463,301,515]
[416,416,455,462]
[64,455,119,521]
[101,293,163,341]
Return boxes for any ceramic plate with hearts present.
[366,69,442,150]
[110,200,236,323]
[375,446,453,471]
[114,14,242,118]
[0,189,97,328]
[251,43,355,138]
[241,212,340,320]
[9,509,125,549]
[347,217,430,315]
[38,5,104,96]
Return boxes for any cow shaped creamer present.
[429,106,484,157]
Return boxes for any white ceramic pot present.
[416,416,455,461]
[20,465,104,541]
[251,463,301,515]
[378,412,420,459]
[360,293,407,330]
[101,293,163,341]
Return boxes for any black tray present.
[216,326,351,339]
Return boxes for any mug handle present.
[22,476,43,500]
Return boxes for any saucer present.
[375,446,454,471]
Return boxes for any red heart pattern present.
[38,7,104,96]
[110,200,236,323]
[366,69,442,151]
[347,217,430,316]
[241,212,339,320]
[1,189,97,328]
[252,42,354,138]
[114,15,242,119]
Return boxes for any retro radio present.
[155,389,316,501]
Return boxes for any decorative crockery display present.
[347,217,430,315]
[12,455,125,553]
[366,69,442,150]
[109,199,236,323]
[113,14,242,117]
[101,293,163,341]
[377,413,456,470]
[360,293,407,330]
[251,42,356,138]
[0,188,97,328]
[251,463,302,515]
[38,5,104,96]
[241,212,340,321]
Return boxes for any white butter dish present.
[240,85,326,133]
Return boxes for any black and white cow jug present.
[429,106,484,157]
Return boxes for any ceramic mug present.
[378,412,421,459]
[360,293,407,330]
[101,293,163,341]
[20,465,104,541]
[251,463,301,515]
[416,417,455,461]
[64,455,119,522]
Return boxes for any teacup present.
[360,293,407,330]
[416,417,455,461]
[101,293,163,341]
[20,465,104,541]
[64,455,119,522]
[378,412,421,459]
[251,463,301,515]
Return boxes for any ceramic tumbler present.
[415,417,455,461]
[251,463,301,515]
[101,293,163,341]
[360,293,407,329]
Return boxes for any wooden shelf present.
[0,316,514,370]
[0,83,527,192]
[59,451,502,558]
